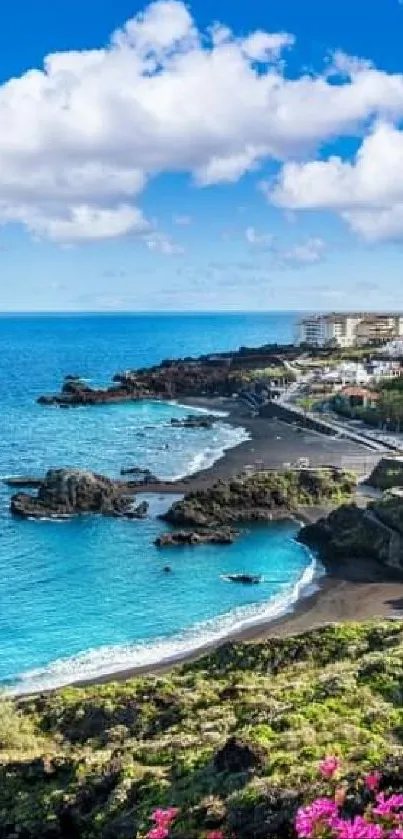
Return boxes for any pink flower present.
[333,816,384,838]
[147,829,169,839]
[373,793,403,816]
[151,808,180,826]
[319,756,341,778]
[296,798,339,837]
[365,773,381,792]
[207,833,224,839]
[389,830,403,838]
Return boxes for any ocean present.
[0,312,316,693]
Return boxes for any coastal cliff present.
[1,622,403,838]
[299,490,403,573]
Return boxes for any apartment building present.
[297,314,362,347]
[355,315,403,346]
[297,313,403,348]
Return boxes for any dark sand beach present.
[138,396,381,495]
[69,397,403,691]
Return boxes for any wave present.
[166,424,250,481]
[165,400,229,418]
[10,554,322,696]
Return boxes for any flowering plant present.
[295,758,403,839]
[145,807,223,839]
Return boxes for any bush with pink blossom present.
[295,758,403,839]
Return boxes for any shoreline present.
[11,395,403,695]
[71,570,403,690]
[133,394,382,495]
[72,399,401,689]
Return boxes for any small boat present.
[221,573,262,584]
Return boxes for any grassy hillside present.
[1,622,403,838]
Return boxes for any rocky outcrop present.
[37,379,145,407]
[170,414,217,429]
[37,343,297,407]
[214,736,266,773]
[10,469,141,519]
[127,500,149,520]
[299,491,403,572]
[155,527,238,547]
[163,468,356,528]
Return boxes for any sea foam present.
[11,553,321,696]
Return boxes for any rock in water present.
[162,468,356,527]
[170,414,217,429]
[155,527,238,547]
[127,500,149,519]
[10,468,136,519]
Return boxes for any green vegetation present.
[164,468,357,527]
[229,366,296,385]
[1,622,403,837]
[332,377,403,432]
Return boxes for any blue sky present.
[0,0,403,311]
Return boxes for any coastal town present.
[4,0,403,832]
[36,311,403,474]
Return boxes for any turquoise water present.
[0,312,315,693]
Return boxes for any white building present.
[322,362,371,386]
[297,312,403,348]
[297,314,362,348]
[366,360,402,380]
[379,339,403,358]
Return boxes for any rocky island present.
[155,527,238,547]
[10,468,149,520]
[162,467,357,528]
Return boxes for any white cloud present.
[280,236,326,265]
[245,226,274,247]
[144,231,184,254]
[241,31,295,62]
[19,204,149,243]
[272,122,403,240]
[2,1,403,241]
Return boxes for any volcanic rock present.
[298,492,403,573]
[10,468,136,519]
[367,457,403,491]
[170,414,217,429]
[126,501,149,519]
[155,527,238,547]
[163,468,356,528]
[214,736,266,773]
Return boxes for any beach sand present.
[138,396,381,495]
[10,393,393,693]
[77,573,403,688]
[68,398,403,691]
